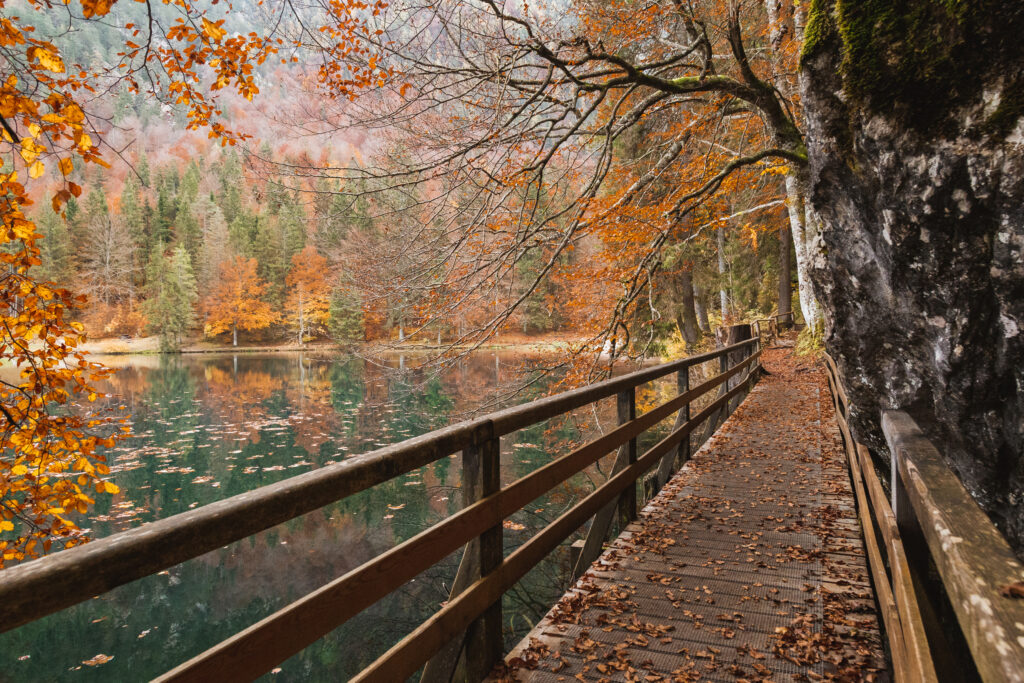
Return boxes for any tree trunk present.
[232,324,237,347]
[778,223,792,321]
[716,225,729,321]
[674,270,701,349]
[693,285,711,334]
[785,174,821,328]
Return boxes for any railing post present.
[616,388,637,526]
[720,346,732,418]
[675,367,691,468]
[656,367,690,489]
[464,433,503,681]
[423,430,503,683]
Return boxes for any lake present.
[0,350,685,682]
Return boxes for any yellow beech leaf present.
[201,17,227,41]
[11,465,28,475]
[103,481,119,494]
[27,123,41,138]
[59,157,73,176]
[0,521,13,532]
[28,160,44,179]
[77,133,92,151]
[13,219,35,240]
[28,46,65,73]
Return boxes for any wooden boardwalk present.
[500,349,888,682]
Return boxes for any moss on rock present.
[805,1,1024,136]
[799,0,836,63]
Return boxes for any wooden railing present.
[0,336,765,682]
[824,354,1024,683]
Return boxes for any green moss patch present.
[810,1,1024,136]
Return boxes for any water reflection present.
[2,350,649,682]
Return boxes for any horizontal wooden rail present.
[157,351,762,681]
[883,410,1024,683]
[823,354,936,683]
[0,337,757,633]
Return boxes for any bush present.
[795,319,824,358]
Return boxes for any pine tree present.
[155,187,174,244]
[218,149,244,225]
[143,243,198,352]
[195,195,230,287]
[328,286,364,343]
[121,175,150,290]
[34,206,73,285]
[121,176,147,248]
[137,150,151,188]
[175,206,201,265]
[228,210,258,258]
[254,192,306,305]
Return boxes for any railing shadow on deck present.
[824,354,1024,683]
[0,334,769,682]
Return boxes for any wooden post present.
[719,350,731,419]
[656,368,690,489]
[616,388,637,527]
[463,435,502,681]
[572,390,639,579]
[722,324,752,416]
[422,433,502,683]
[675,366,691,469]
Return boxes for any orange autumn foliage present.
[203,256,278,344]
[0,0,384,564]
[284,246,331,343]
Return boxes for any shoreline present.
[79,335,585,356]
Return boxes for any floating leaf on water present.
[82,654,113,667]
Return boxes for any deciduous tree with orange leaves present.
[204,255,278,346]
[0,0,386,563]
[294,0,812,369]
[285,246,332,344]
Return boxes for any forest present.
[30,106,797,355]
[13,0,801,356]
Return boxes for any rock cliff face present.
[800,2,1024,550]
